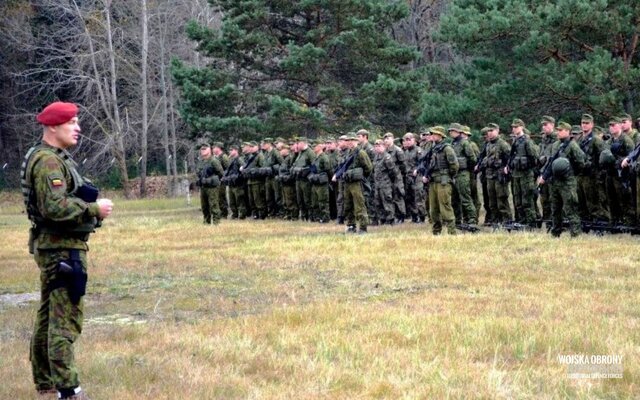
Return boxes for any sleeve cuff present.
[87,203,101,217]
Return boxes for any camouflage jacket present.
[22,142,101,251]
[196,156,224,187]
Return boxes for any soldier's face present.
[402,137,415,148]
[374,143,384,153]
[230,149,238,157]
[200,146,212,158]
[487,129,498,140]
[541,122,554,134]
[512,126,523,135]
[581,121,593,133]
[622,119,632,131]
[557,129,570,139]
[609,123,621,135]
[52,117,81,148]
[383,137,393,146]
[357,134,367,143]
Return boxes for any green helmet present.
[551,157,572,179]
[599,149,615,167]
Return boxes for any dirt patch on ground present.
[0,292,39,307]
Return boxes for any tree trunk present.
[139,0,149,197]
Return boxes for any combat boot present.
[57,387,91,400]
[345,225,356,233]
[36,388,57,399]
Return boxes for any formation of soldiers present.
[195,113,640,237]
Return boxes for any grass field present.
[1,195,638,399]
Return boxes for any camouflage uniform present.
[292,145,316,220]
[403,143,426,222]
[545,137,586,236]
[507,135,539,224]
[451,136,478,224]
[358,141,376,224]
[373,149,401,224]
[215,152,230,218]
[576,131,609,222]
[341,146,373,232]
[21,143,102,394]
[387,144,407,221]
[263,147,284,217]
[222,155,247,219]
[537,131,556,221]
[278,152,299,220]
[325,147,339,220]
[425,136,459,235]
[242,150,267,219]
[309,151,332,222]
[335,147,350,223]
[607,134,635,224]
[482,136,513,223]
[196,155,224,224]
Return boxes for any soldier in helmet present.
[448,123,478,226]
[537,122,586,237]
[383,132,407,223]
[196,141,225,224]
[222,144,248,219]
[421,126,459,235]
[537,116,557,222]
[373,139,400,224]
[605,117,635,225]
[402,132,426,223]
[505,118,539,226]
[477,123,512,223]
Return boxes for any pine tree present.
[172,0,420,140]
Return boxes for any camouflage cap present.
[196,138,210,148]
[383,132,394,139]
[581,114,594,122]
[609,117,622,125]
[280,143,290,150]
[429,126,446,137]
[461,125,472,135]
[324,136,336,143]
[540,115,555,124]
[571,125,582,134]
[556,121,571,131]
[338,134,349,141]
[297,136,309,143]
[480,127,491,135]
[486,122,500,130]
[402,132,415,140]
[213,141,224,149]
[274,137,286,143]
[447,122,464,132]
[374,139,384,145]
[242,141,258,147]
[261,137,273,144]
[511,118,525,127]
[356,129,370,137]
[619,113,632,121]
[229,144,239,151]
[593,126,604,135]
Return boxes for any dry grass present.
[0,196,638,399]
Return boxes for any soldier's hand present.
[412,169,417,177]
[621,158,630,168]
[536,177,545,185]
[331,174,337,182]
[97,198,114,219]
[503,166,509,175]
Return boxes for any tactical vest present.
[452,138,468,170]
[510,135,532,171]
[20,144,99,238]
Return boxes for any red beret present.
[36,102,78,126]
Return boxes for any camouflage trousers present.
[247,180,266,219]
[31,249,86,392]
[550,179,580,237]
[538,181,552,221]
[373,182,395,223]
[428,182,456,235]
[200,186,220,224]
[577,174,609,222]
[404,176,426,220]
[227,185,247,219]
[452,171,477,224]
[265,177,282,217]
[606,175,635,225]
[470,174,481,221]
[217,185,228,220]
[311,183,330,222]
[343,181,368,229]
[296,179,312,220]
[281,183,298,220]
[511,172,536,224]
[486,178,512,223]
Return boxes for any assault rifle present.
[537,139,571,192]
[334,151,357,180]
[456,223,480,233]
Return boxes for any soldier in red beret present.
[22,101,113,400]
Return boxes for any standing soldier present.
[334,135,350,224]
[196,141,225,225]
[604,118,635,225]
[383,132,407,223]
[479,123,513,224]
[356,129,377,224]
[402,132,426,223]
[461,125,482,221]
[308,140,332,222]
[23,102,113,400]
[620,113,639,217]
[506,118,539,226]
[261,138,284,218]
[240,141,267,219]
[448,123,478,226]
[212,142,230,219]
[421,126,459,235]
[333,134,373,233]
[292,137,316,221]
[222,145,248,219]
[278,143,299,220]
[373,139,399,224]
[576,114,609,222]
[537,116,557,223]
[324,137,339,220]
[474,128,493,224]
[537,122,585,237]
